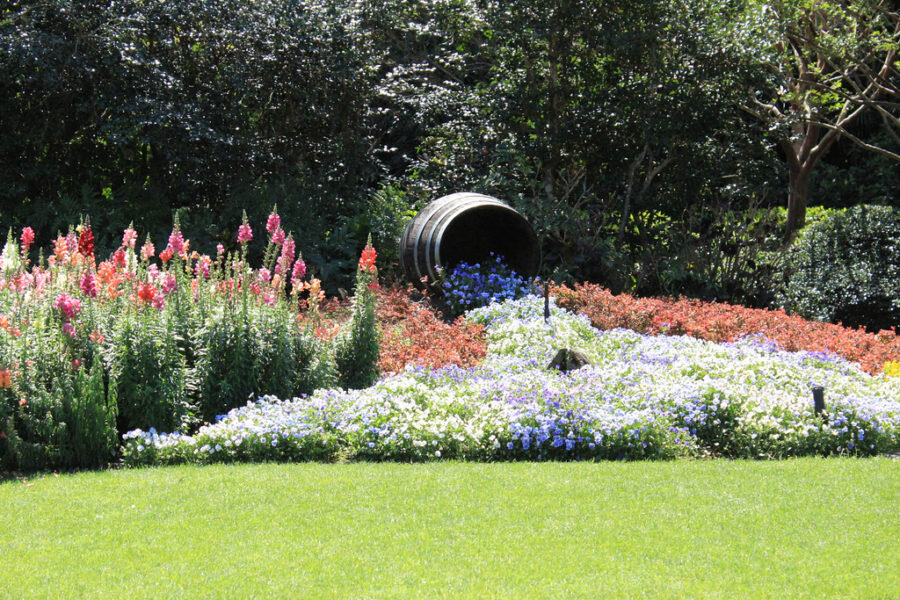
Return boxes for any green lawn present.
[2,459,898,599]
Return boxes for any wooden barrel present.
[399,192,541,289]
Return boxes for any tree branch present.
[814,120,900,161]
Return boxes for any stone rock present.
[547,348,591,373]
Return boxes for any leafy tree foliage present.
[2,0,898,306]
[371,0,780,293]
[1,0,380,285]
[734,0,900,240]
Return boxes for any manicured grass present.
[2,459,898,599]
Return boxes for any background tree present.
[735,0,900,241]
[1,0,381,287]
[374,0,777,293]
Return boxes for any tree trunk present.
[784,162,810,244]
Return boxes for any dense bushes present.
[779,205,900,332]
[0,0,381,292]
[0,0,785,297]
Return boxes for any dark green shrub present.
[110,310,193,435]
[681,206,786,307]
[53,360,119,469]
[779,205,900,331]
[194,301,333,423]
[1,320,118,472]
[335,241,381,389]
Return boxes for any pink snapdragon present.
[291,256,306,285]
[161,273,177,295]
[141,239,155,261]
[271,228,285,246]
[122,226,138,249]
[266,210,281,234]
[79,272,99,298]
[277,235,295,275]
[20,227,35,251]
[54,293,82,322]
[195,255,211,279]
[258,268,272,283]
[168,228,185,255]
[237,222,253,244]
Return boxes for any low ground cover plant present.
[123,296,900,466]
[554,282,900,374]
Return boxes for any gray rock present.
[547,348,591,373]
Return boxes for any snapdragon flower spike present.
[271,228,286,246]
[266,208,281,234]
[122,225,137,249]
[20,227,35,250]
[168,227,185,256]
[277,235,295,275]
[140,237,155,261]
[359,244,377,273]
[79,271,99,298]
[161,273,177,295]
[237,211,253,244]
[137,283,157,304]
[291,256,306,284]
[54,293,81,322]
[77,223,94,258]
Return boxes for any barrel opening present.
[439,206,540,277]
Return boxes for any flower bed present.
[123,296,900,466]
[375,285,487,374]
[554,282,900,374]
[0,212,386,472]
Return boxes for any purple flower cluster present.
[440,253,536,315]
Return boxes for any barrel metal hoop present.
[408,194,468,285]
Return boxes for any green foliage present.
[353,185,416,280]
[110,310,192,435]
[2,0,897,301]
[0,0,381,290]
[195,303,332,423]
[681,205,787,306]
[0,306,118,471]
[334,243,381,389]
[780,205,900,331]
[53,360,119,469]
[372,0,781,292]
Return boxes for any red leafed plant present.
[553,282,900,374]
[308,285,488,374]
[375,285,487,374]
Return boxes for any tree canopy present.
[1,0,898,297]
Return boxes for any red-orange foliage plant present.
[553,282,900,374]
[375,285,487,374]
